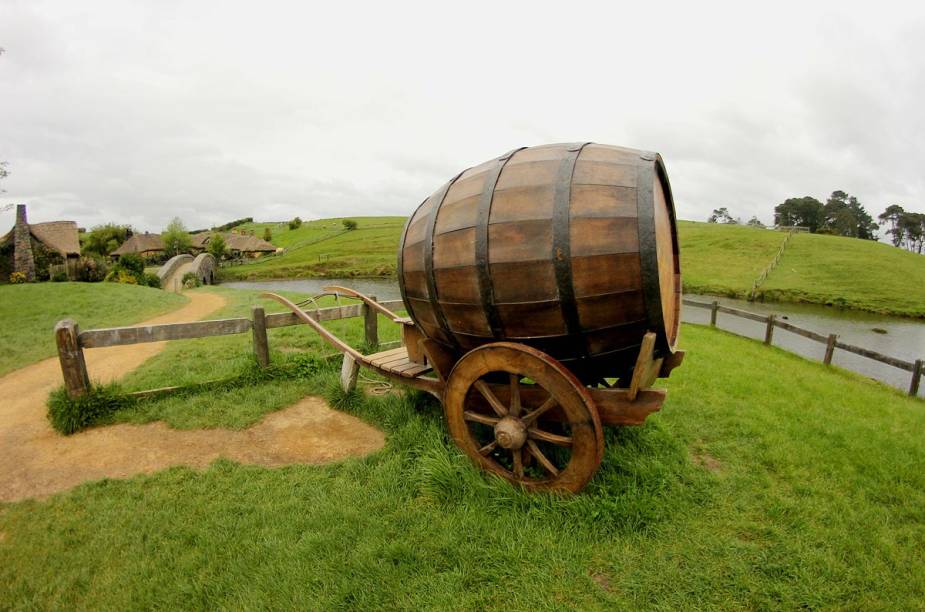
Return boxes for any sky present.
[1,0,923,233]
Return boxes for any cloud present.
[1,0,923,232]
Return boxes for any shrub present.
[51,270,68,282]
[207,233,227,260]
[263,227,272,242]
[75,255,109,282]
[47,383,134,435]
[182,271,201,289]
[142,272,162,288]
[117,253,145,277]
[116,269,138,285]
[342,219,358,230]
[8,271,26,284]
[289,216,302,230]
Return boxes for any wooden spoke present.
[526,440,559,476]
[509,374,522,417]
[522,395,558,427]
[528,427,573,447]
[474,380,508,417]
[478,441,497,456]
[463,411,499,426]
[512,448,524,478]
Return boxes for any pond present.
[223,279,924,397]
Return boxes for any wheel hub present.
[494,416,527,450]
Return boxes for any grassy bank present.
[220,217,406,280]
[0,283,186,376]
[3,286,925,607]
[222,216,925,318]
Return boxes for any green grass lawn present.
[0,283,187,376]
[3,286,925,608]
[220,217,406,280]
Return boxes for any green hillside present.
[221,217,925,318]
[220,217,405,279]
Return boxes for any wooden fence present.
[687,298,924,397]
[55,297,404,399]
[748,229,796,300]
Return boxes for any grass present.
[222,216,925,318]
[0,282,187,376]
[220,217,406,280]
[4,285,925,607]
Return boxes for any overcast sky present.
[1,0,923,233]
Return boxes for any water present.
[223,278,924,397]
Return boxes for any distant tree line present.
[878,205,924,253]
[774,191,877,239]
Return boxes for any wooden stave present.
[399,143,680,380]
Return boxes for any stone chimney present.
[13,204,36,281]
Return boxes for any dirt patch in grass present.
[0,291,384,503]
[693,450,722,473]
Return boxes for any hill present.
[221,216,925,317]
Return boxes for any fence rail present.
[685,298,923,396]
[55,298,404,399]
[55,296,923,400]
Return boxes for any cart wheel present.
[444,342,604,493]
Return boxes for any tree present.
[898,212,924,254]
[162,217,192,256]
[822,190,878,240]
[342,219,358,230]
[0,161,8,194]
[288,216,302,230]
[878,205,906,246]
[207,233,227,260]
[707,207,736,224]
[774,196,824,232]
[263,227,272,242]
[746,216,765,228]
[82,223,132,257]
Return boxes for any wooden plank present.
[717,304,769,323]
[340,354,359,393]
[628,332,657,401]
[55,319,90,398]
[682,298,712,309]
[264,304,363,329]
[78,318,251,348]
[772,319,829,343]
[252,306,270,368]
[834,340,915,371]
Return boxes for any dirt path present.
[0,292,384,503]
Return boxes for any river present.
[224,278,924,398]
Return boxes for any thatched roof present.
[29,221,81,256]
[112,233,164,255]
[1,220,80,256]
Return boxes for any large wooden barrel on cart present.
[399,142,681,382]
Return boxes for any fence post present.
[764,314,776,345]
[824,334,837,365]
[710,301,719,327]
[55,319,90,398]
[251,306,270,367]
[910,359,923,397]
[340,354,359,393]
[364,295,379,350]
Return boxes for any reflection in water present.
[223,279,924,398]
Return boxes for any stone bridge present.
[157,253,216,293]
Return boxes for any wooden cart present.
[265,286,683,494]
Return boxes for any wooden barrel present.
[398,142,680,381]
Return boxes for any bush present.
[288,216,302,230]
[263,227,272,242]
[51,270,68,282]
[182,271,201,289]
[117,253,145,277]
[75,255,110,282]
[8,271,26,284]
[47,383,134,435]
[342,219,358,230]
[142,272,162,288]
